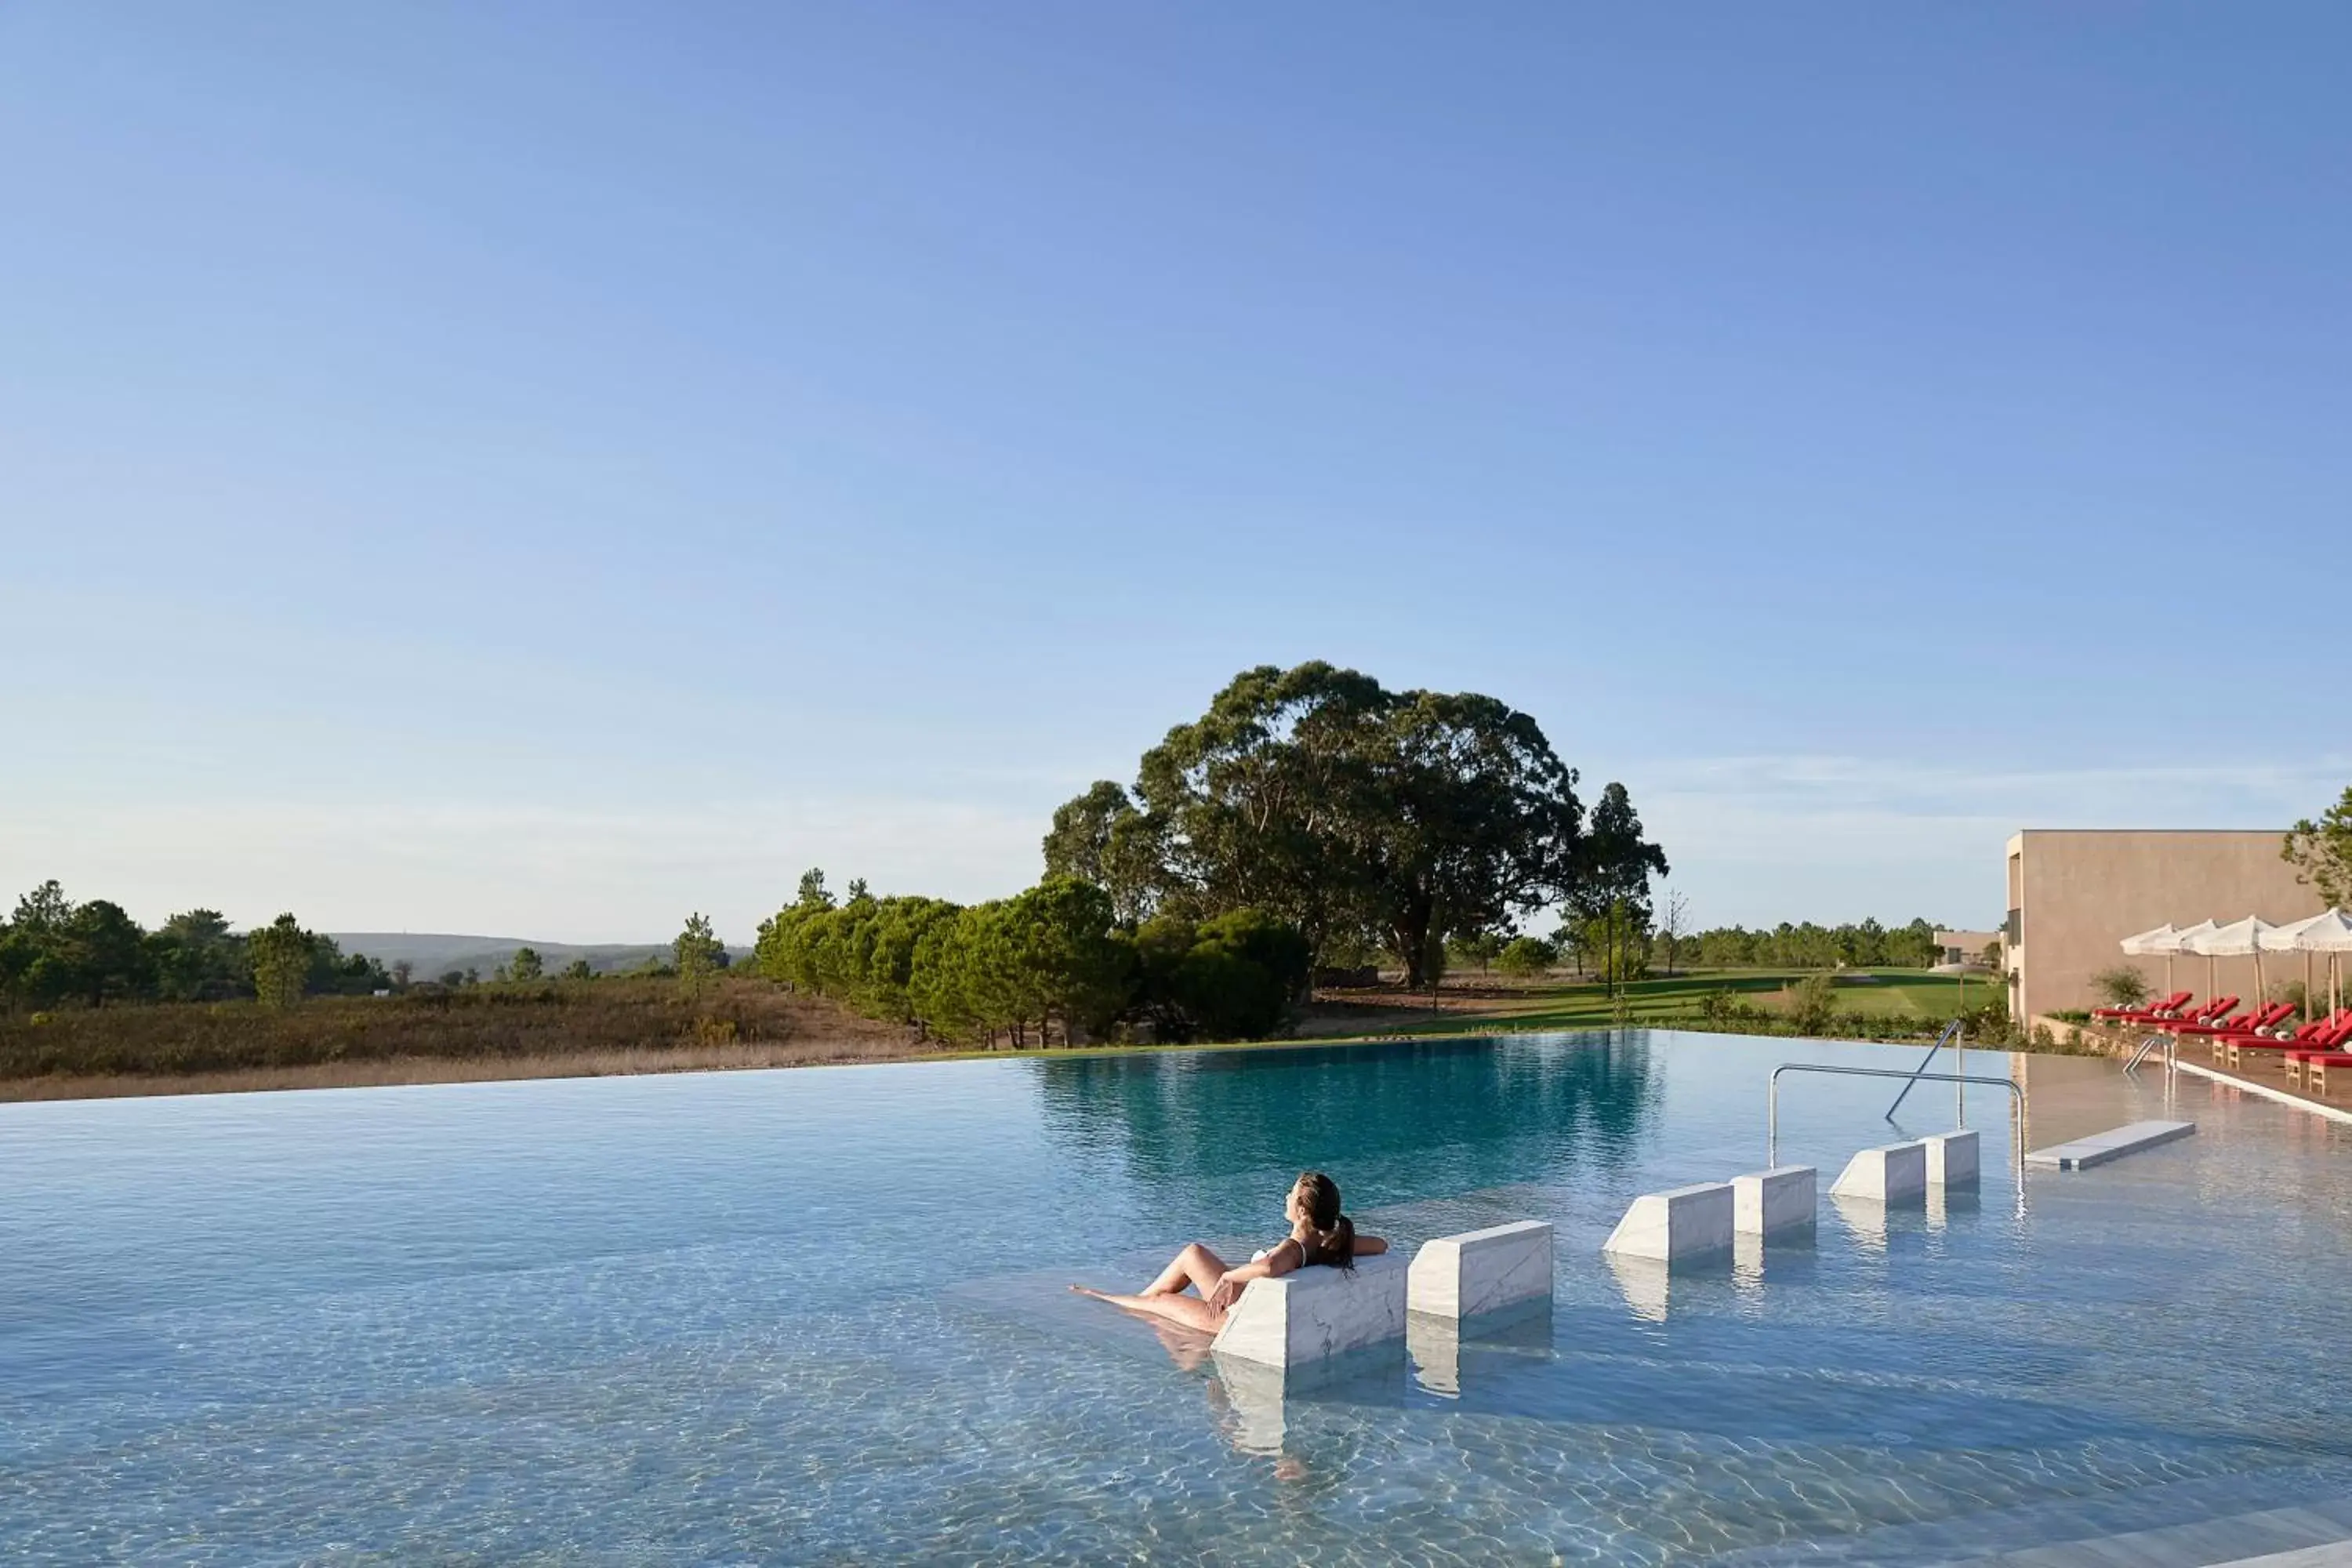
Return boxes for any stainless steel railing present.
[2124,1032,2173,1074]
[1884,1018,1964,1122]
[1769,1062,2027,1169]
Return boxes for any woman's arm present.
[1206,1240,1301,1308]
[1351,1233,1388,1256]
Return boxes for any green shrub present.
[755,873,1311,1048]
[247,914,315,1011]
[1787,973,1838,1035]
[2090,966,2150,1009]
[1134,909,1312,1043]
[1495,936,1555,979]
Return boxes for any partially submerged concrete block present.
[1922,1130,1980,1185]
[1602,1181,1735,1262]
[1210,1251,1409,1370]
[1212,1341,1399,1446]
[1208,1351,1292,1454]
[1830,1142,1928,1203]
[1603,1251,1674,1321]
[1926,1181,1980,1232]
[1733,1166,1817,1235]
[1406,1311,1465,1398]
[2025,1119,2196,1171]
[1407,1296,1552,1398]
[1828,1192,1891,1250]
[1407,1220,1553,1319]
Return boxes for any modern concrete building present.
[1933,929,2002,968]
[2004,829,2325,1021]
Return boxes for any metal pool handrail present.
[1769,1062,2027,1168]
[2124,1032,2173,1074]
[1884,1018,1965,1122]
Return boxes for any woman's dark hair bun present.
[1295,1171,1354,1272]
[1323,1214,1356,1272]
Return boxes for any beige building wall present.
[2004,829,2325,1019]
[1933,929,2002,965]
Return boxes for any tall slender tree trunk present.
[1395,891,1435,989]
[1605,904,1616,999]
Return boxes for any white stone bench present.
[1407,1220,1553,1319]
[1602,1181,1735,1262]
[1831,1141,1928,1203]
[1210,1250,1409,1370]
[1733,1166,1817,1235]
[1922,1130,1979,1185]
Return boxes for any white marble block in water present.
[1831,1142,1928,1203]
[1407,1221,1553,1319]
[1922,1130,1979,1185]
[1602,1182,1735,1262]
[1210,1251,1409,1370]
[1732,1167,1817,1234]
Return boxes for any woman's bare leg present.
[1142,1241,1230,1298]
[1069,1285,1224,1335]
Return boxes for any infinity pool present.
[5,1032,2351,1564]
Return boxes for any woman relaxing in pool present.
[1071,1171,1387,1334]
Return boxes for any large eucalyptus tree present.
[1047,662,1593,986]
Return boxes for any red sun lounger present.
[2227,1012,2350,1069]
[2283,1019,2352,1085]
[2198,1007,2287,1059]
[2190,1001,2298,1047]
[2184,1009,2260,1048]
[2301,1051,2352,1096]
[2097,990,2190,1022]
[2116,991,2203,1023]
[2163,996,2240,1036]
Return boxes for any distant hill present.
[330,933,751,979]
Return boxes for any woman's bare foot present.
[1069,1284,1112,1301]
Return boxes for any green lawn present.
[1363,967,1989,1037]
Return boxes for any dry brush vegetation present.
[0,976,928,1100]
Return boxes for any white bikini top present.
[1254,1232,1322,1266]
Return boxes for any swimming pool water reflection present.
[4,1030,2350,1563]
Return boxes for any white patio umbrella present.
[2282,908,2352,1018]
[2118,922,2185,995]
[2260,910,2339,1021]
[2188,916,2278,1014]
[2168,919,2222,1000]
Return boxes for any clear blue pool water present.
[6,1030,2352,1564]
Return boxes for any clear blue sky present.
[4,4,2345,943]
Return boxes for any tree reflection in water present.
[1029,1033,1660,1241]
